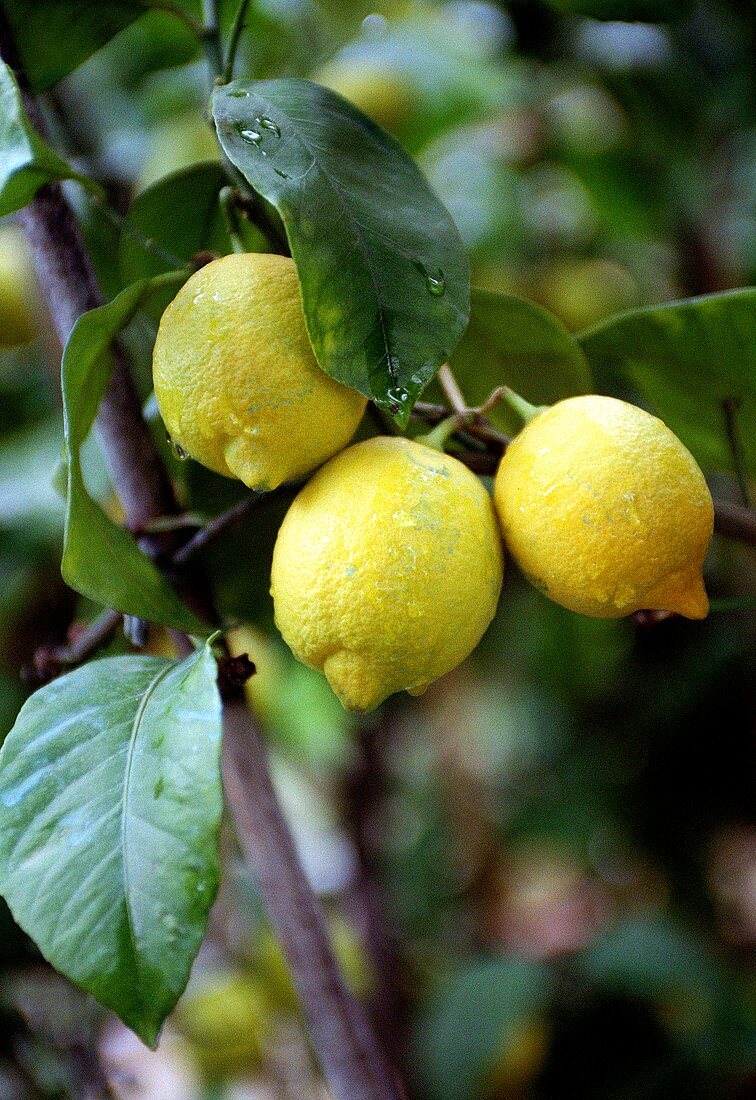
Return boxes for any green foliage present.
[60,275,207,633]
[545,0,694,20]
[415,956,553,1100]
[580,289,756,473]
[2,0,147,91]
[447,287,593,433]
[0,643,223,1046]
[212,78,470,424]
[0,62,80,215]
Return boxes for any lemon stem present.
[418,415,459,452]
[501,387,547,424]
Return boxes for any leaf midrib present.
[120,662,175,985]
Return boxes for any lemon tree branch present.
[0,14,402,1099]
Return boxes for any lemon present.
[174,970,269,1079]
[152,253,366,489]
[0,225,38,347]
[494,395,713,619]
[315,60,412,132]
[271,436,504,712]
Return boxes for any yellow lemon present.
[174,970,269,1079]
[315,61,412,132]
[0,225,38,347]
[152,253,366,489]
[494,395,713,619]
[271,436,504,711]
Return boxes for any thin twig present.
[172,492,266,565]
[223,0,252,83]
[722,397,751,508]
[343,702,410,1078]
[713,499,756,547]
[436,363,468,417]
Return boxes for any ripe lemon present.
[494,395,713,619]
[152,253,366,489]
[271,436,504,712]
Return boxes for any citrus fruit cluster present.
[154,253,714,712]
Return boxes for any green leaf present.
[446,287,592,434]
[3,1,147,92]
[212,78,470,424]
[0,644,223,1046]
[61,275,207,633]
[579,289,756,474]
[119,163,265,319]
[545,1,693,20]
[0,62,80,215]
[414,956,553,1100]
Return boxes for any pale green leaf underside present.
[0,646,223,1046]
[61,277,206,633]
[0,61,80,215]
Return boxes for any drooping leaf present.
[61,275,207,633]
[0,644,223,1046]
[2,1,147,92]
[0,61,81,215]
[414,956,553,1100]
[446,287,593,434]
[579,289,756,474]
[212,78,470,424]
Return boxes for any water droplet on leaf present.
[256,115,281,137]
[413,260,446,296]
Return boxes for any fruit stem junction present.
[501,387,548,424]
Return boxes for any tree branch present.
[0,17,401,1099]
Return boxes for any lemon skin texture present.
[494,395,713,619]
[271,436,504,712]
[152,253,366,489]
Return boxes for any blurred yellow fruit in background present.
[314,60,413,132]
[174,970,270,1080]
[0,225,38,348]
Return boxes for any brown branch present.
[222,698,404,1100]
[342,702,410,1079]
[0,17,401,1100]
[713,500,756,547]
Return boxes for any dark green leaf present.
[545,1,694,19]
[0,62,80,215]
[61,276,208,633]
[3,1,146,92]
[119,163,265,319]
[446,287,592,434]
[579,289,756,474]
[212,78,470,424]
[0,644,223,1046]
[414,956,553,1100]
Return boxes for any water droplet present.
[227,88,250,98]
[387,386,409,406]
[413,260,446,296]
[256,115,281,138]
[273,168,291,179]
[168,437,188,461]
[240,128,267,153]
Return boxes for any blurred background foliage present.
[0,1,754,1097]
